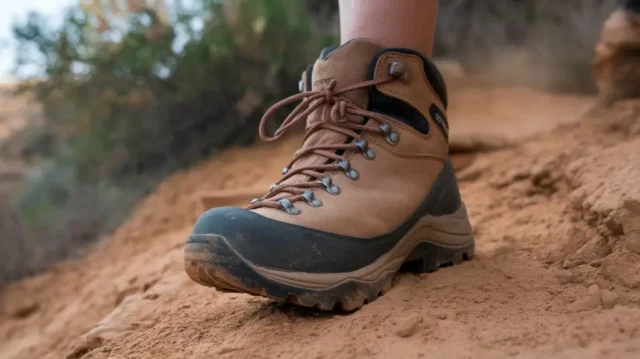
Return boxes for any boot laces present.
[248,76,399,211]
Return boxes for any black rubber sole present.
[184,234,474,311]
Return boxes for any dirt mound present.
[1,85,640,359]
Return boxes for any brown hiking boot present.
[184,39,474,311]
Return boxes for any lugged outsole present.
[184,235,474,311]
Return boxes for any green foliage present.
[14,0,326,180]
[5,0,335,278]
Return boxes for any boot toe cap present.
[187,206,391,273]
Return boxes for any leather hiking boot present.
[184,39,475,311]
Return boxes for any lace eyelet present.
[386,131,400,145]
[336,160,359,181]
[364,148,376,159]
[389,62,405,77]
[302,190,323,207]
[277,198,300,215]
[250,198,262,204]
[379,122,399,145]
[389,62,410,82]
[318,177,340,195]
[270,183,277,191]
[353,139,375,160]
[282,166,290,175]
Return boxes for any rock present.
[79,294,146,348]
[631,120,640,136]
[506,168,531,181]
[600,290,620,309]
[601,250,640,288]
[489,175,513,189]
[395,316,422,338]
[531,164,550,181]
[510,197,539,210]
[619,199,640,254]
[555,271,574,285]
[66,336,104,359]
[216,345,244,355]
[143,292,160,300]
[593,9,640,106]
[568,285,601,313]
[604,213,624,235]
[565,237,612,268]
[5,300,39,319]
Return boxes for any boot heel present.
[400,201,475,274]
[401,240,475,274]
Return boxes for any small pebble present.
[600,290,620,309]
[6,301,39,319]
[216,345,243,355]
[395,317,422,338]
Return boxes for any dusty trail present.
[1,83,640,359]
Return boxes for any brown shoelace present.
[248,76,399,211]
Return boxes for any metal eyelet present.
[386,131,400,145]
[302,190,323,207]
[298,80,304,93]
[336,160,359,181]
[318,177,340,195]
[282,166,290,175]
[389,62,410,82]
[250,198,262,204]
[379,123,399,145]
[364,148,376,159]
[276,198,301,215]
[389,62,405,76]
[353,139,375,160]
[270,183,277,191]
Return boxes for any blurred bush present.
[1,0,335,285]
[436,0,617,92]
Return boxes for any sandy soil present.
[1,83,640,359]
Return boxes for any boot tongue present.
[283,40,383,185]
[308,39,383,125]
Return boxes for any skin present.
[339,0,439,56]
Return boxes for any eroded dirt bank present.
[1,85,640,359]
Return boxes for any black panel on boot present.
[305,64,313,91]
[367,48,449,135]
[319,46,338,60]
[190,160,462,273]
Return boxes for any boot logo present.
[313,77,333,87]
[429,104,449,137]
